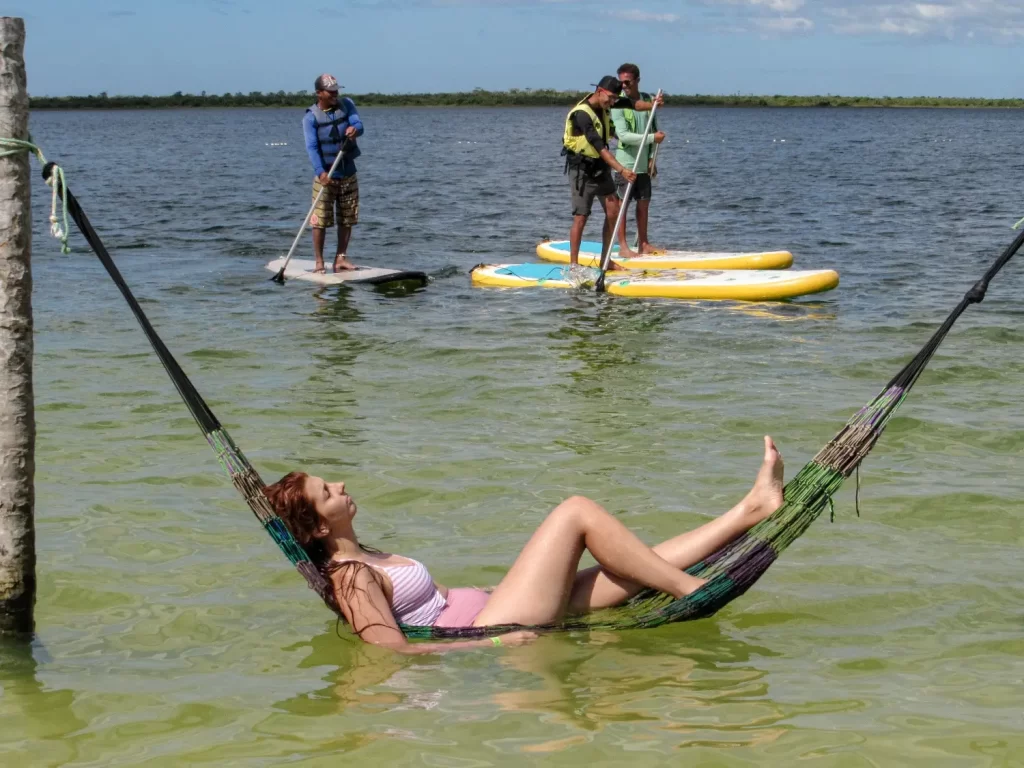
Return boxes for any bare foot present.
[617,248,641,259]
[608,261,627,271]
[313,261,326,274]
[639,243,662,255]
[739,436,785,526]
[679,574,707,596]
[333,256,357,272]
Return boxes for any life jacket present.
[307,100,361,173]
[619,91,656,134]
[562,98,610,160]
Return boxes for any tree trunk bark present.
[0,16,35,636]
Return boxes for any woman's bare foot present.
[681,574,707,596]
[313,261,326,274]
[639,243,662,254]
[333,255,357,272]
[736,436,785,526]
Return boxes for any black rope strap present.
[42,162,220,435]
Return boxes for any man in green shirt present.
[611,63,666,255]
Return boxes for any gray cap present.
[314,73,341,92]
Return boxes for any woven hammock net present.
[46,161,1022,640]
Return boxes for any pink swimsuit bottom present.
[434,587,491,628]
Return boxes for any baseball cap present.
[314,73,341,92]
[593,75,623,93]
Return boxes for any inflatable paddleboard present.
[536,240,793,270]
[265,258,428,286]
[471,263,839,301]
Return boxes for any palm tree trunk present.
[0,16,36,636]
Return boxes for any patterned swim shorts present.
[310,174,359,229]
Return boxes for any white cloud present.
[602,9,681,22]
[700,0,1024,41]
[707,0,805,11]
[824,1,1024,39]
[359,0,1024,40]
[914,3,954,20]
[756,15,814,31]
[749,0,805,11]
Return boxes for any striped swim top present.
[335,556,447,626]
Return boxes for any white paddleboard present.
[266,258,427,286]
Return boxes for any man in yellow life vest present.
[562,75,661,267]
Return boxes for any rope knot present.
[0,140,71,254]
[41,160,71,254]
[965,280,987,304]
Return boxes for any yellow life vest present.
[562,98,610,158]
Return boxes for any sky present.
[10,0,1024,98]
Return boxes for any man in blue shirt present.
[303,73,364,272]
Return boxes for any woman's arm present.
[336,567,534,654]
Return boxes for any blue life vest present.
[307,100,361,174]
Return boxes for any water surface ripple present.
[2,106,1022,765]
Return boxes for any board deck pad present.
[536,240,793,270]
[265,258,428,286]
[471,263,839,301]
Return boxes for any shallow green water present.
[2,107,1022,765]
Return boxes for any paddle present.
[270,138,352,284]
[631,141,660,251]
[596,89,663,293]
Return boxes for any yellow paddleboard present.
[471,263,839,301]
[536,240,793,270]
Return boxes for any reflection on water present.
[275,621,796,756]
[551,298,672,400]
[0,639,87,761]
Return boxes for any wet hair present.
[264,471,388,637]
[617,63,641,80]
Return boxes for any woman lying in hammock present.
[264,436,785,655]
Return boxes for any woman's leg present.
[472,496,706,628]
[567,436,785,614]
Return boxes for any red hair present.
[263,471,328,561]
[263,471,385,630]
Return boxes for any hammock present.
[44,162,1022,639]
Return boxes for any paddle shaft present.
[271,139,351,283]
[597,89,663,291]
[631,141,661,251]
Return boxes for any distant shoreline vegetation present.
[28,89,1024,110]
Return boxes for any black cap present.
[593,75,622,93]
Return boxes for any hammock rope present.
[0,136,72,253]
[40,162,1023,639]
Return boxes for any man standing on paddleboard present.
[303,73,364,273]
[562,76,661,267]
[612,63,665,255]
